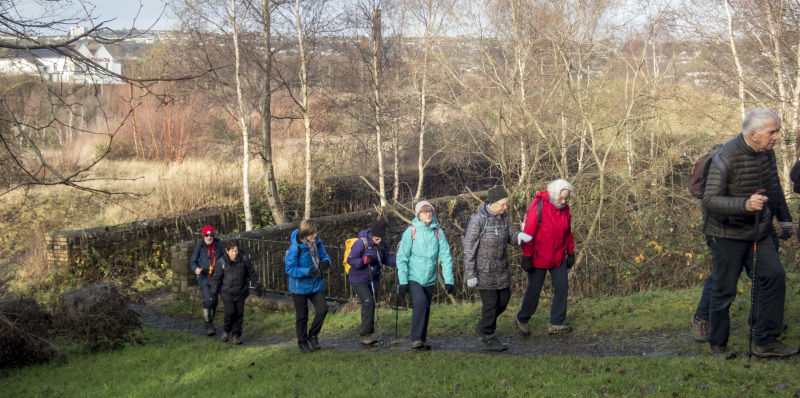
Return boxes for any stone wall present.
[170,191,494,301]
[47,208,245,273]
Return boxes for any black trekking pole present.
[368,253,383,346]
[748,189,765,363]
[188,276,199,332]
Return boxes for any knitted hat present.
[415,201,434,217]
[370,220,387,238]
[202,225,215,237]
[487,186,508,204]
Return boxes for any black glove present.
[399,284,409,296]
[566,254,575,269]
[445,284,454,294]
[779,226,793,240]
[520,256,534,273]
[254,286,263,297]
[319,259,331,272]
[308,267,321,277]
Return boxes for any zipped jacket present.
[396,217,454,287]
[703,134,788,241]
[285,229,331,295]
[189,238,223,286]
[346,229,396,284]
[463,204,520,289]
[210,250,262,301]
[520,191,574,269]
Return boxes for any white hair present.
[742,108,780,136]
[547,179,574,201]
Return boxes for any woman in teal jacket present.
[396,200,455,350]
[285,219,331,353]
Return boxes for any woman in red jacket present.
[514,179,576,336]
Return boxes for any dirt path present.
[131,293,710,357]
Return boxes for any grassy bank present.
[3,277,800,397]
[2,325,798,398]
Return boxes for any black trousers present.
[516,260,568,325]
[708,236,785,346]
[292,291,328,343]
[478,288,511,336]
[352,282,377,336]
[200,280,218,310]
[408,281,434,342]
[222,298,245,335]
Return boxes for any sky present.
[16,0,177,32]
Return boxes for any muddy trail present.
[130,293,713,358]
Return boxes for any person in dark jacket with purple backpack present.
[346,220,396,345]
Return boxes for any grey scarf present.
[302,237,320,269]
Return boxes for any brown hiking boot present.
[361,334,377,345]
[548,323,572,335]
[232,334,242,345]
[220,331,230,342]
[515,317,531,336]
[411,340,431,350]
[752,342,800,358]
[483,336,508,352]
[474,322,488,342]
[691,316,709,343]
[710,344,736,359]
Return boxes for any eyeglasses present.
[205,233,215,237]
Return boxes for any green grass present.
[3,274,800,397]
[2,326,799,397]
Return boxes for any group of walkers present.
[187,107,800,358]
[188,179,576,352]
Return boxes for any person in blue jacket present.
[189,225,223,336]
[396,201,455,350]
[285,219,332,353]
[346,220,396,345]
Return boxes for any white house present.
[0,43,123,84]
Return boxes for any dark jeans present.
[408,281,434,342]
[200,281,218,310]
[516,260,568,325]
[292,291,328,344]
[352,282,377,336]
[478,288,511,336]
[222,298,245,335]
[708,236,785,347]
[694,230,776,320]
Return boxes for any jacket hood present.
[412,215,440,229]
[535,190,550,201]
[357,229,371,239]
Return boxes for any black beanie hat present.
[487,186,508,204]
[370,220,387,238]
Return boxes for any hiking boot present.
[411,340,431,350]
[691,316,709,343]
[710,344,736,359]
[308,335,321,351]
[548,323,573,335]
[220,331,230,342]
[515,317,531,336]
[361,334,377,345]
[483,336,508,352]
[205,321,216,336]
[752,342,800,358]
[232,334,242,345]
[474,323,488,342]
[298,342,312,353]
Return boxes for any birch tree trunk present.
[296,0,313,219]
[231,0,253,231]
[260,0,287,225]
[725,0,746,119]
[372,7,387,207]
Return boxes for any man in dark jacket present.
[463,186,531,351]
[346,220,396,345]
[210,239,263,345]
[189,225,223,336]
[702,108,799,358]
